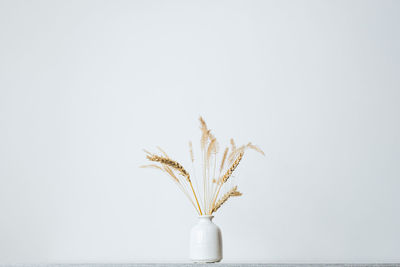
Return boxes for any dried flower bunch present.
[141,117,264,215]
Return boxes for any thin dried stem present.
[141,163,200,215]
[142,117,263,216]
[189,140,202,211]
[206,137,218,212]
[146,154,203,215]
[219,147,229,174]
[206,138,217,160]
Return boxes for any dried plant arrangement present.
[141,117,264,215]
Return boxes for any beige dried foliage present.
[142,117,264,215]
[212,186,242,213]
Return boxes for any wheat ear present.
[146,155,190,180]
[209,152,244,214]
[199,117,210,150]
[220,152,243,183]
[212,186,242,214]
[228,142,265,163]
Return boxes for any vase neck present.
[198,215,214,221]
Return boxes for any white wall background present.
[0,0,399,264]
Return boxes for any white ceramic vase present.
[190,215,222,263]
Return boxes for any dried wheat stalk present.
[199,117,210,150]
[212,186,242,214]
[146,154,190,181]
[209,152,244,213]
[221,152,244,183]
[142,117,263,216]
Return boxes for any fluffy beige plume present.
[212,186,242,213]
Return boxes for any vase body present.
[190,215,222,263]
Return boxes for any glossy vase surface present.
[190,215,222,263]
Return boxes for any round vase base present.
[191,259,222,263]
